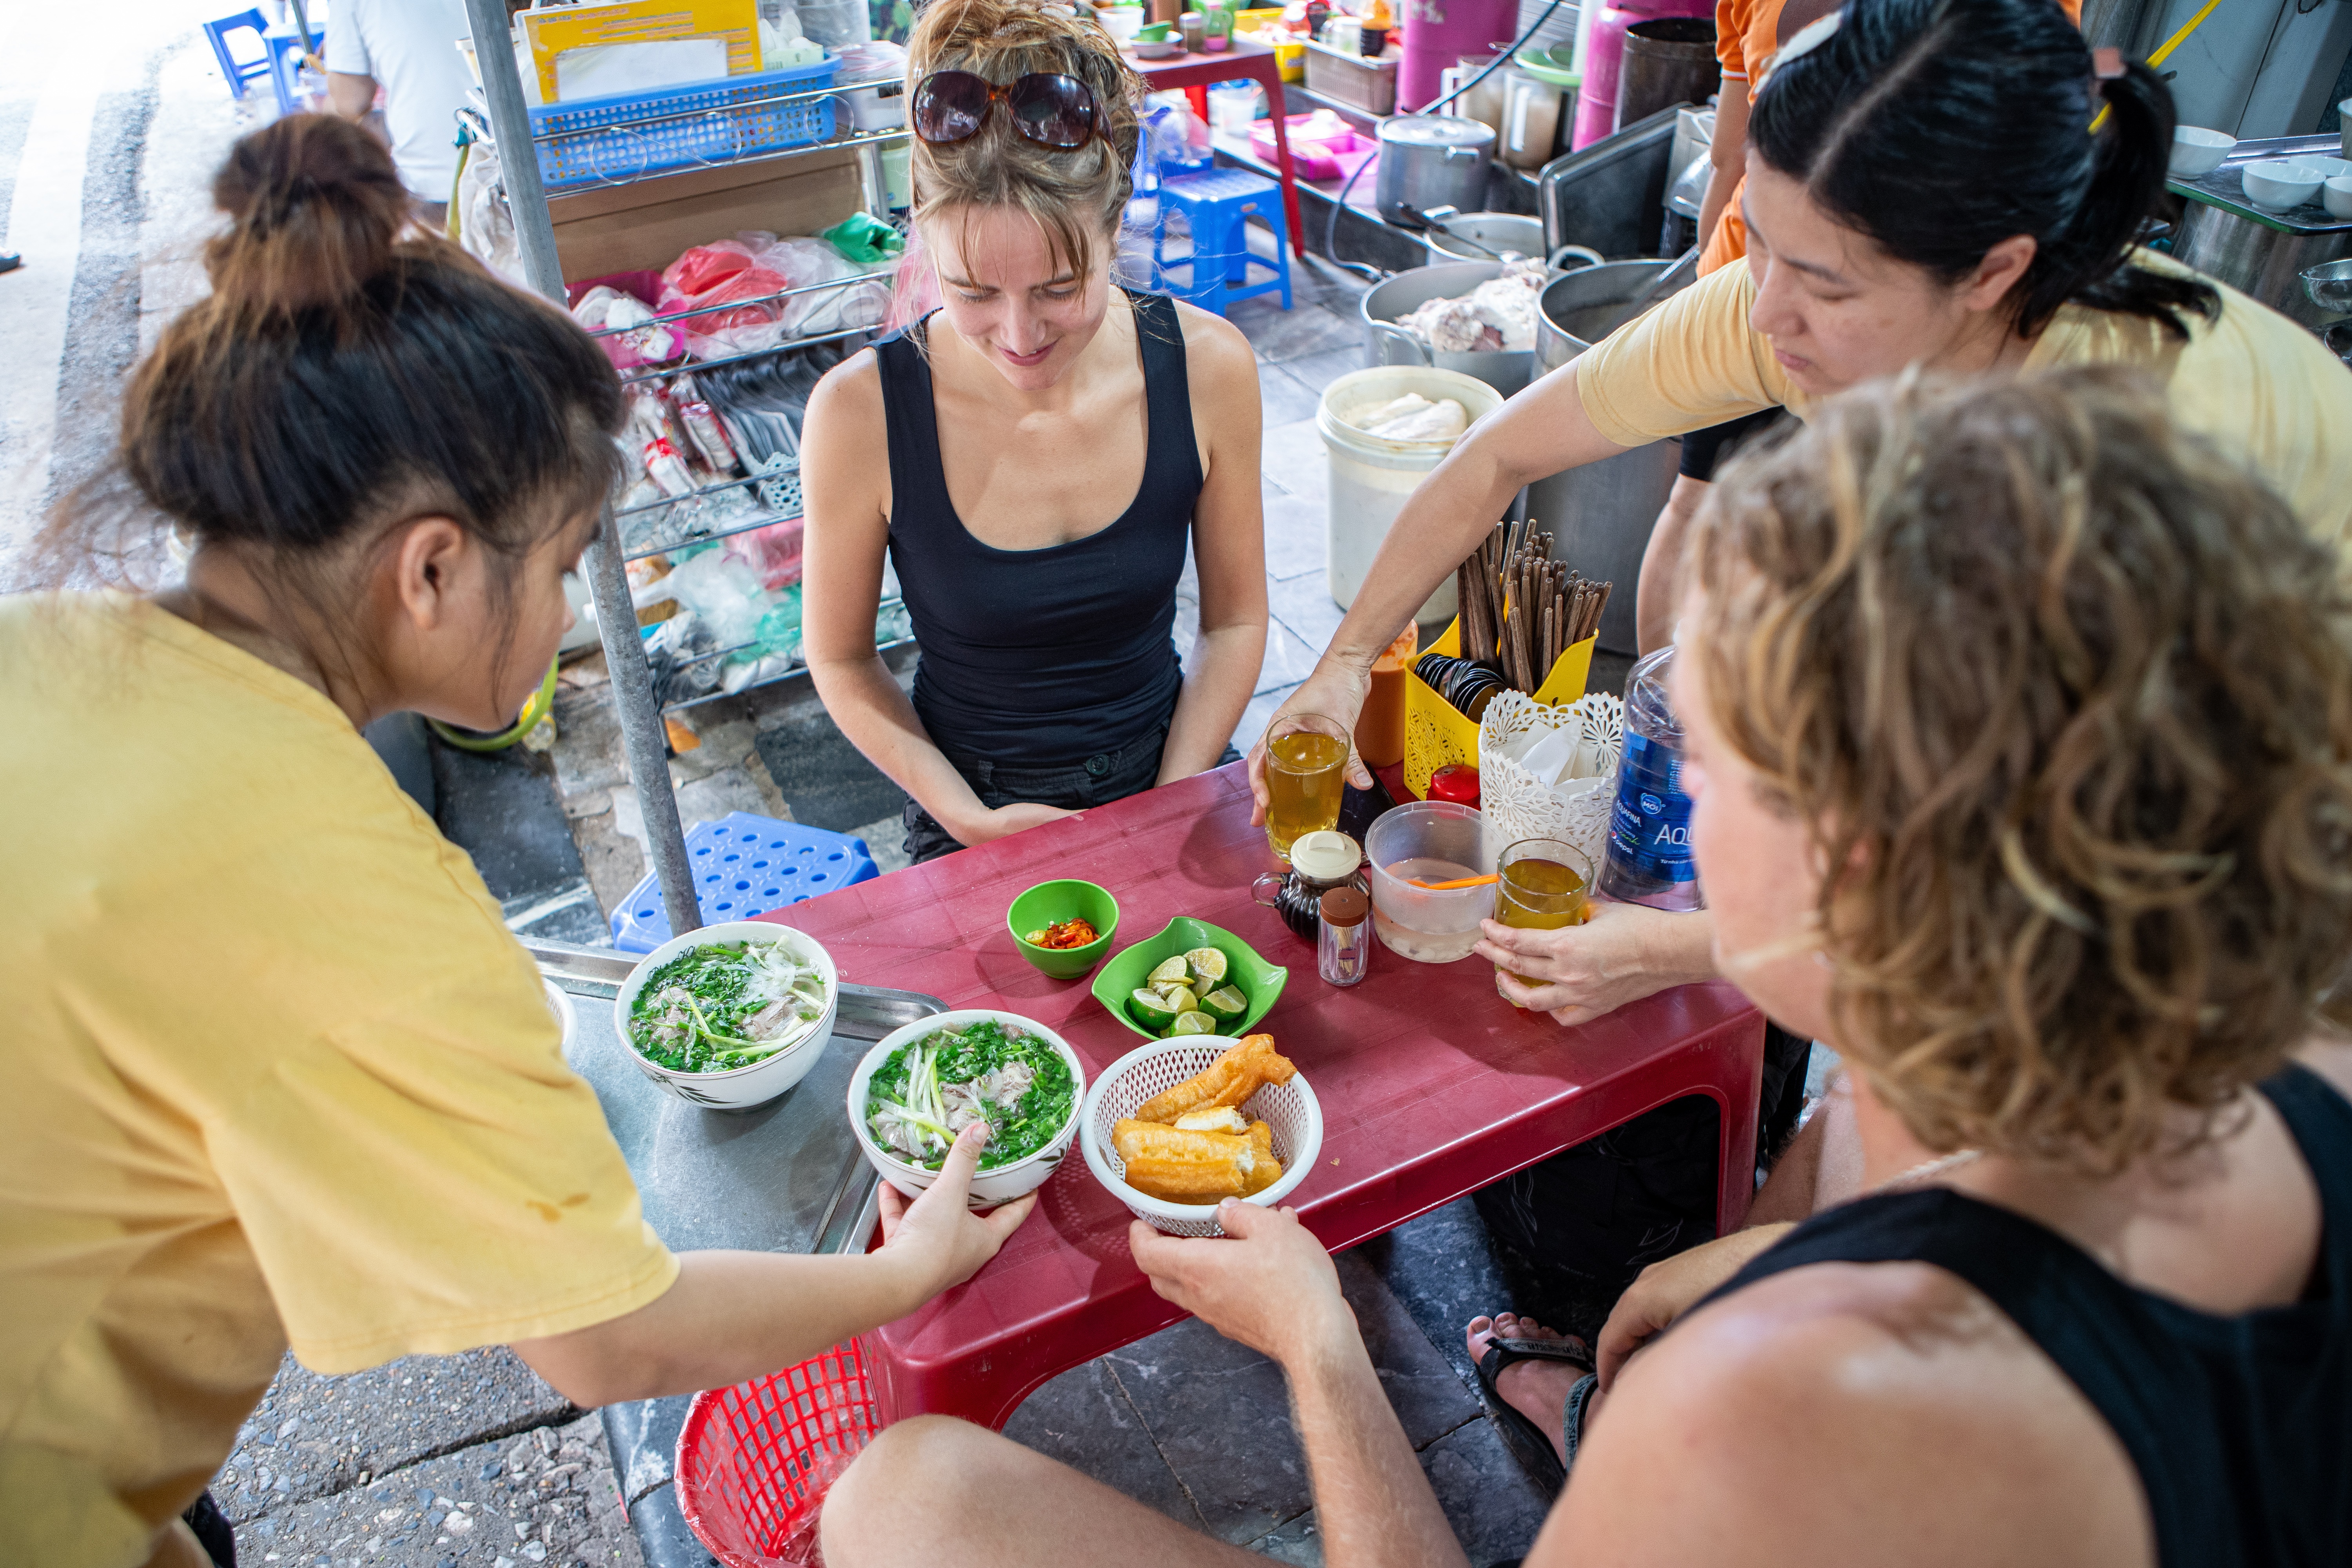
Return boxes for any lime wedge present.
[1161,984,1201,1016]
[1168,1010,1220,1036]
[1149,955,1193,990]
[1184,947,1229,989]
[1200,985,1248,1023]
[1128,988,1180,1031]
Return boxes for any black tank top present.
[1698,1064,2352,1568]
[875,291,1200,769]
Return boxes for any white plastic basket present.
[1079,1041,1324,1237]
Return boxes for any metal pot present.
[2172,200,2352,332]
[1615,18,1718,134]
[1376,115,1496,221]
[1526,258,1696,655]
[1362,253,1602,396]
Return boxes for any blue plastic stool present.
[1152,168,1292,316]
[610,811,881,953]
[202,9,312,115]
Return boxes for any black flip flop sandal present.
[1473,1333,1596,1497]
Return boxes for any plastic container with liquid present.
[1597,645,1703,911]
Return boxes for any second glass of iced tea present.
[1494,837,1593,996]
[1264,713,1350,862]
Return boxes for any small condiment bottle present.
[1318,886,1371,986]
[1180,9,1205,50]
[1252,829,1368,941]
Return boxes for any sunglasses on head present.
[911,70,1104,149]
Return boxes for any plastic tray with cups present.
[1403,519,1611,797]
[1081,1033,1324,1236]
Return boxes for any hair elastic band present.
[1756,10,1842,88]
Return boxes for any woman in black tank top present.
[799,2,1266,864]
[1457,368,2352,1568]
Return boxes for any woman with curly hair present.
[821,367,2352,1567]
[801,0,1267,863]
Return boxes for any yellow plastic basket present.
[1402,619,1594,797]
[1234,11,1305,80]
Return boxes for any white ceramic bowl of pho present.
[848,1009,1088,1208]
[612,920,840,1109]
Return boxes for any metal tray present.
[526,936,942,1258]
[2169,134,2352,237]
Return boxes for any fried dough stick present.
[1116,1119,1256,1201]
[1241,1120,1282,1197]
[1112,1119,1286,1203]
[1115,1120,1250,1165]
[1134,1035,1296,1124]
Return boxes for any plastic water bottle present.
[1598,646,1703,911]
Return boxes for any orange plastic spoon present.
[1401,871,1499,891]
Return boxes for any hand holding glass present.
[1495,838,1593,999]
[1264,714,1350,862]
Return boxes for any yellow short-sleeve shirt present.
[0,595,679,1568]
[1573,250,2352,550]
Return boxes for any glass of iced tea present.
[1494,837,1593,996]
[1264,713,1351,862]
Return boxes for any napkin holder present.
[1401,616,1594,798]
[1477,688,1625,868]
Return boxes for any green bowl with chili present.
[1007,880,1121,979]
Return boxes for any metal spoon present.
[1621,243,1702,316]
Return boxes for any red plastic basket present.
[676,1341,880,1568]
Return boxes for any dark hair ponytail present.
[38,114,622,594]
[1750,0,2219,340]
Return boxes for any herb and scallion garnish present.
[629,940,829,1073]
[864,1019,1076,1171]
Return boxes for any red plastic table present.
[759,762,1762,1429]
[1130,37,1306,258]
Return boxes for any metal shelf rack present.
[462,0,912,938]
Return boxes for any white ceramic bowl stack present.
[2327,178,2352,221]
[2167,125,2234,179]
[612,920,841,1109]
[2240,159,2327,213]
[847,1010,1088,1207]
[1080,1040,1323,1238]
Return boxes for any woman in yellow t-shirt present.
[0,117,1031,1568]
[1257,0,2352,1029]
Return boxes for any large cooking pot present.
[1526,257,1695,655]
[1364,252,1605,396]
[1376,116,1497,221]
[2172,199,2352,332]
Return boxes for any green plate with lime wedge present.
[1092,916,1288,1040]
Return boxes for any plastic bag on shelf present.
[656,545,771,647]
[658,232,889,359]
[726,517,807,591]
[454,138,526,289]
[572,285,683,370]
[819,212,905,265]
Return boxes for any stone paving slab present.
[217,1350,575,1525]
[1000,1246,1537,1563]
[227,1412,640,1568]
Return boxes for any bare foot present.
[1465,1312,1591,1466]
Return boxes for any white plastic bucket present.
[1316,365,1506,625]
